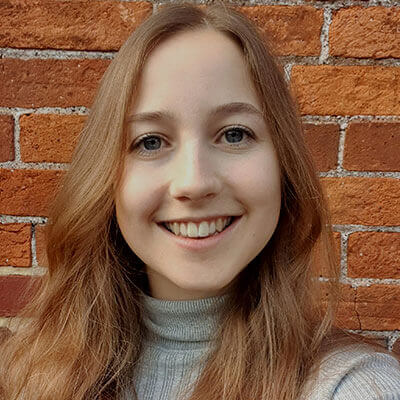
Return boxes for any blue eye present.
[130,126,254,157]
[139,135,162,151]
[221,126,253,145]
[131,134,165,156]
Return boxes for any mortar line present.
[319,7,331,64]
[340,231,349,280]
[0,216,47,224]
[336,117,349,171]
[0,267,47,276]
[13,114,21,162]
[31,224,38,268]
[332,225,400,233]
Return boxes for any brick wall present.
[0,1,399,352]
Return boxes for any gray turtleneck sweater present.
[130,293,400,400]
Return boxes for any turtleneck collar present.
[141,292,231,351]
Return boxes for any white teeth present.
[198,221,209,237]
[165,217,232,238]
[187,222,198,237]
[209,221,216,235]
[180,222,187,237]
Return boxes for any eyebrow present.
[127,102,264,123]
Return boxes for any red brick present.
[20,114,86,163]
[330,7,400,59]
[356,285,400,330]
[348,232,400,279]
[35,224,48,268]
[336,284,360,330]
[318,282,356,303]
[291,66,400,116]
[238,6,323,56]
[343,122,400,172]
[0,115,14,162]
[322,177,399,225]
[0,1,152,51]
[0,224,31,267]
[393,339,400,355]
[334,305,360,330]
[0,275,41,317]
[0,59,109,108]
[0,169,64,216]
[303,123,339,171]
[319,283,360,330]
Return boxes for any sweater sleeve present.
[303,344,400,400]
[332,351,400,400]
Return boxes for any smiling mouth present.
[158,216,239,239]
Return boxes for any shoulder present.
[303,343,400,400]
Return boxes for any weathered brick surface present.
[35,224,48,268]
[303,123,339,172]
[0,59,109,108]
[330,7,400,59]
[319,283,360,330]
[321,284,400,331]
[0,1,152,51]
[0,276,41,317]
[0,169,64,216]
[335,285,359,330]
[238,6,323,56]
[0,224,31,267]
[348,232,400,279]
[334,305,360,330]
[20,114,86,163]
[322,177,400,225]
[393,339,400,355]
[0,115,14,162]
[291,66,400,115]
[356,285,400,331]
[343,122,400,172]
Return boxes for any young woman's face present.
[115,29,281,300]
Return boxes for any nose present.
[168,140,222,202]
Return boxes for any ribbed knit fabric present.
[131,293,400,400]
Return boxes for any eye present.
[130,134,166,157]
[130,126,254,157]
[219,126,254,147]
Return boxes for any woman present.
[1,3,399,400]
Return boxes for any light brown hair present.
[0,3,392,400]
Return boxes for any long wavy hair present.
[0,3,392,400]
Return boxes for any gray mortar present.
[319,7,331,65]
[340,232,350,280]
[13,113,21,162]
[0,48,115,60]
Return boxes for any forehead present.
[146,28,243,69]
[131,28,262,118]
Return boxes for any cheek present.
[226,152,281,205]
[115,166,162,222]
